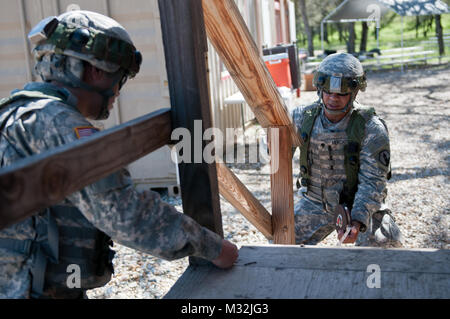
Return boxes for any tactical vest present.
[298,105,390,211]
[0,87,114,298]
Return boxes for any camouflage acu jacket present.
[0,82,222,298]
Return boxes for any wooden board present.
[202,0,302,147]
[164,245,450,299]
[0,108,171,230]
[216,162,273,240]
[159,0,224,245]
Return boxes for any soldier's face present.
[322,90,351,111]
[93,71,121,110]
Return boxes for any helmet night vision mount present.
[28,15,142,78]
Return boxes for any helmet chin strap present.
[63,65,124,120]
[95,92,113,120]
[93,71,125,120]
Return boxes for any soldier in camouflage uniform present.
[291,53,402,247]
[0,11,238,299]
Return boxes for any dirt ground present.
[87,63,449,299]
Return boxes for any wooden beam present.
[165,245,450,299]
[159,0,223,247]
[202,0,302,147]
[269,126,295,244]
[216,162,273,240]
[0,108,172,230]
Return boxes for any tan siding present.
[0,0,176,190]
[0,0,295,189]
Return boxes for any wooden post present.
[202,0,302,147]
[268,126,295,244]
[158,0,224,254]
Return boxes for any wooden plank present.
[158,0,223,248]
[269,126,295,244]
[202,0,302,147]
[235,245,450,274]
[166,266,449,299]
[216,162,273,240]
[164,245,450,299]
[0,108,172,230]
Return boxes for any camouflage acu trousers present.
[294,195,335,245]
[294,194,402,247]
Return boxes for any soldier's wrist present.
[350,209,369,233]
[352,220,362,230]
[353,220,366,232]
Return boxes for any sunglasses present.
[322,89,350,97]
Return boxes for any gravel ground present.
[87,64,449,299]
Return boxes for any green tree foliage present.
[295,0,343,55]
[296,0,342,44]
[296,0,448,55]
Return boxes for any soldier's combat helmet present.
[313,53,366,115]
[28,10,142,120]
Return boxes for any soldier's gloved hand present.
[338,221,361,244]
[211,239,238,269]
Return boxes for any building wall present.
[0,0,178,192]
[0,0,296,190]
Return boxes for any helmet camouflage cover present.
[29,10,142,80]
[28,10,142,120]
[313,53,367,94]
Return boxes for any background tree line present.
[295,0,447,57]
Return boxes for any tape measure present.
[334,205,352,245]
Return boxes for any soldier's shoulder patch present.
[378,150,390,167]
[74,126,100,139]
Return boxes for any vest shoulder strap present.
[298,105,321,187]
[342,107,376,207]
[346,106,376,144]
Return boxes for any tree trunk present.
[298,0,314,56]
[415,16,420,38]
[338,24,343,43]
[435,14,445,56]
[360,21,368,53]
[347,22,355,54]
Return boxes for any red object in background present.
[263,53,292,88]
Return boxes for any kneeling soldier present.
[291,53,402,247]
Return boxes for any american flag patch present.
[74,126,100,139]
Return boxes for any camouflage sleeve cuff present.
[351,209,369,233]
[192,226,223,261]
